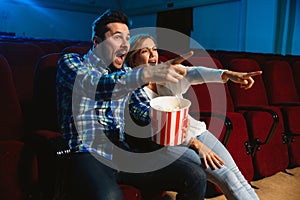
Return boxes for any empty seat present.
[0,54,38,200]
[216,50,248,67]
[0,55,23,140]
[292,61,300,100]
[227,58,289,178]
[36,42,61,54]
[33,53,63,131]
[263,60,300,167]
[183,56,254,197]
[263,60,299,105]
[247,52,284,67]
[0,42,45,105]
[63,45,90,55]
[186,56,254,181]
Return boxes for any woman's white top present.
[144,65,227,143]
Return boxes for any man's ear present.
[93,36,101,46]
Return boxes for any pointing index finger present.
[170,51,194,64]
[244,71,263,78]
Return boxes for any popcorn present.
[150,96,191,146]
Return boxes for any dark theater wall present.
[0,0,299,55]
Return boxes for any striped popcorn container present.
[150,96,191,146]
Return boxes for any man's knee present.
[184,167,207,189]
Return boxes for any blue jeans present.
[167,131,259,200]
[68,153,123,200]
[68,151,207,200]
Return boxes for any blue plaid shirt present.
[56,50,145,160]
[129,88,151,127]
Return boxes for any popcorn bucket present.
[150,96,191,146]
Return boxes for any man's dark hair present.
[92,9,129,41]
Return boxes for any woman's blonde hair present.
[125,34,157,68]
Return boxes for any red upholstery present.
[263,60,300,167]
[63,45,90,55]
[159,50,191,66]
[247,52,283,67]
[0,42,45,105]
[186,57,254,180]
[36,42,61,54]
[292,61,300,97]
[0,55,38,200]
[54,41,79,52]
[216,50,248,67]
[183,56,254,197]
[0,55,23,140]
[33,53,63,131]
[0,141,25,200]
[228,58,289,178]
[263,60,299,105]
[120,184,141,200]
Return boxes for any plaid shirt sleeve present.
[129,88,151,126]
[58,52,146,101]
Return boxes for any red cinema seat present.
[0,42,45,106]
[216,50,247,67]
[184,56,254,197]
[0,54,38,200]
[36,42,61,54]
[246,52,283,67]
[292,61,300,100]
[263,60,299,105]
[63,45,90,55]
[263,60,300,167]
[0,42,45,130]
[33,53,63,131]
[227,58,289,179]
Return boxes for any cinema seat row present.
[182,50,300,196]
[0,37,300,199]
[159,48,300,195]
[0,39,142,200]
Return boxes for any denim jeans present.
[167,131,259,200]
[68,150,207,200]
[68,153,123,200]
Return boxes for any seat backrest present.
[0,54,23,140]
[0,42,45,105]
[228,58,290,178]
[216,50,248,67]
[263,60,300,105]
[292,60,300,98]
[227,58,269,107]
[185,56,235,113]
[33,53,63,131]
[63,45,90,55]
[184,56,255,181]
[36,42,61,54]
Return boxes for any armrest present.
[189,111,233,147]
[235,106,279,156]
[272,102,300,107]
[30,129,70,157]
[29,130,70,199]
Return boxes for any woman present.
[125,34,261,200]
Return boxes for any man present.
[57,9,206,200]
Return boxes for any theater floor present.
[166,167,300,200]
